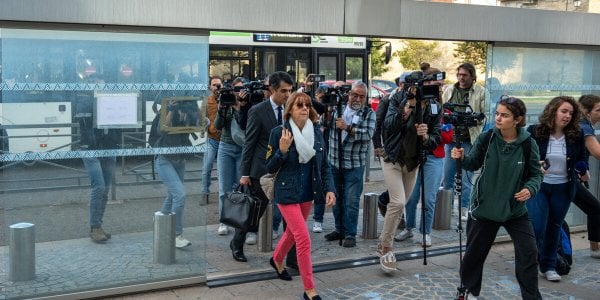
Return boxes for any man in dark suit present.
[230,71,295,263]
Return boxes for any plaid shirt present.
[327,105,375,169]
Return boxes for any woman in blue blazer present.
[266,92,336,300]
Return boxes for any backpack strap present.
[521,136,531,185]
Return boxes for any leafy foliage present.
[453,42,487,72]
[393,40,442,70]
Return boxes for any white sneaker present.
[413,234,432,247]
[217,223,229,236]
[591,249,600,259]
[380,251,397,272]
[175,235,191,248]
[312,222,323,233]
[273,229,280,240]
[466,292,478,300]
[543,270,561,282]
[245,232,257,245]
[461,207,469,222]
[394,228,414,242]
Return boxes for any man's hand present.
[325,192,336,207]
[335,118,347,130]
[415,123,428,137]
[239,176,251,186]
[451,147,464,160]
[374,148,383,158]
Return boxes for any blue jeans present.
[156,155,186,235]
[331,164,365,238]
[217,141,243,215]
[201,137,219,194]
[443,142,473,209]
[83,156,116,228]
[526,182,572,273]
[405,155,444,234]
[312,203,325,223]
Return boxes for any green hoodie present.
[462,127,542,222]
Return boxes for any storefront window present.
[0,28,209,299]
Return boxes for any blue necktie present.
[277,106,283,125]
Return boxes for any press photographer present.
[215,77,247,237]
[441,63,487,222]
[324,81,375,248]
[377,69,443,271]
[238,76,270,130]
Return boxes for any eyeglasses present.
[295,102,312,108]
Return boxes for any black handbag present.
[220,185,260,229]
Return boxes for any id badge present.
[430,103,438,115]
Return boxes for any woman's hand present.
[325,192,336,207]
[450,147,464,160]
[514,188,531,202]
[279,128,293,154]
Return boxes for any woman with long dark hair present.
[527,96,587,282]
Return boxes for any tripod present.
[453,127,470,300]
[414,98,429,265]
[334,98,345,246]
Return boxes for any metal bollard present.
[153,212,175,265]
[433,188,452,230]
[9,222,36,281]
[362,193,379,239]
[257,204,273,252]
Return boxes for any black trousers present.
[461,213,542,300]
[232,177,270,250]
[573,182,600,242]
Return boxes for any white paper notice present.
[96,93,139,128]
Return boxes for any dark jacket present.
[241,100,279,179]
[266,122,335,205]
[382,93,442,170]
[527,124,587,201]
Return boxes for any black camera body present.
[404,71,446,101]
[322,84,352,106]
[217,85,237,106]
[242,81,269,106]
[443,102,485,141]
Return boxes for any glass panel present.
[209,59,250,82]
[486,43,600,227]
[345,56,363,81]
[318,56,337,81]
[284,49,310,86]
[0,28,209,298]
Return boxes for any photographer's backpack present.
[556,221,573,275]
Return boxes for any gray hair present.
[351,80,367,92]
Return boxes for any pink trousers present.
[273,201,314,290]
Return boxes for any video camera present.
[241,80,269,106]
[217,84,237,106]
[442,102,485,141]
[322,84,352,106]
[404,71,446,101]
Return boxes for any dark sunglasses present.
[295,101,312,108]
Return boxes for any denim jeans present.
[331,164,365,238]
[405,155,444,234]
[526,182,572,273]
[156,155,186,235]
[217,141,243,215]
[201,137,219,194]
[83,156,116,228]
[443,141,473,209]
[312,202,325,223]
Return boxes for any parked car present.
[371,79,397,93]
